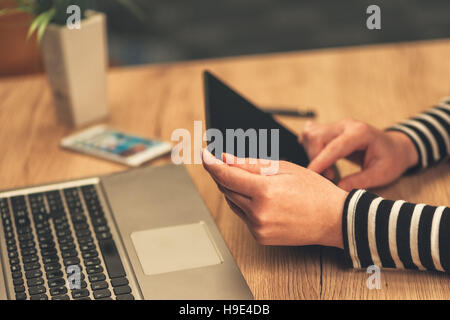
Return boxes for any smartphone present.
[61,125,172,167]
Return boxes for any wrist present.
[320,188,347,249]
[387,131,419,170]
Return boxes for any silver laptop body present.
[0,164,253,300]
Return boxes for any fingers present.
[300,121,344,159]
[217,183,252,213]
[224,197,248,223]
[308,131,370,174]
[337,165,383,191]
[222,153,283,176]
[222,153,264,174]
[202,149,262,196]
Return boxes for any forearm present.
[341,189,450,272]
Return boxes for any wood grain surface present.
[0,39,449,299]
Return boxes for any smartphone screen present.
[74,129,164,158]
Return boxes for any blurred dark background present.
[1,0,449,76]
[104,0,450,66]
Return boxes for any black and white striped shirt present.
[342,98,450,272]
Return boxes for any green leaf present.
[36,8,55,42]
[27,8,55,42]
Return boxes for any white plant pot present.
[41,12,109,127]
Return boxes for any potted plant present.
[0,0,139,127]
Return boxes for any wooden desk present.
[1,39,449,299]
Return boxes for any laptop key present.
[116,294,134,300]
[52,294,70,300]
[58,237,74,245]
[114,285,131,296]
[18,233,33,241]
[82,250,98,259]
[79,280,88,289]
[23,254,38,264]
[93,289,111,300]
[27,277,44,287]
[71,289,89,299]
[30,293,48,300]
[63,257,81,266]
[48,278,66,288]
[77,236,93,244]
[22,248,37,256]
[24,262,41,271]
[94,225,109,233]
[39,242,55,250]
[61,250,78,259]
[88,273,106,283]
[85,258,101,267]
[19,241,35,249]
[29,285,46,295]
[41,248,57,256]
[15,292,27,300]
[47,270,64,279]
[110,277,128,287]
[25,270,42,279]
[86,265,103,274]
[43,255,59,265]
[79,243,95,252]
[76,229,91,238]
[60,243,76,251]
[71,214,87,224]
[91,281,108,291]
[91,217,106,226]
[44,263,61,273]
[50,286,68,296]
[14,284,25,293]
[10,264,21,273]
[97,240,126,279]
[97,232,112,240]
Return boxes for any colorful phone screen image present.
[75,130,163,158]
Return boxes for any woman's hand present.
[202,149,348,248]
[300,119,419,191]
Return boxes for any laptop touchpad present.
[130,222,223,276]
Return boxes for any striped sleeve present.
[342,189,450,272]
[386,97,450,171]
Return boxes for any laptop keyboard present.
[1,183,135,300]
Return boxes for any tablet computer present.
[203,70,309,167]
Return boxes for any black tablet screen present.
[203,70,309,167]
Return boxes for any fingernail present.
[202,149,222,165]
[224,153,235,165]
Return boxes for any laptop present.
[203,70,309,166]
[0,165,253,300]
[0,75,263,301]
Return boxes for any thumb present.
[337,165,383,191]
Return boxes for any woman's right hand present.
[300,119,419,191]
